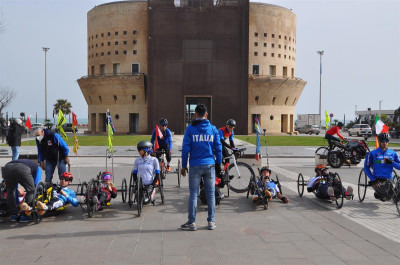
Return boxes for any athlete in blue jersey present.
[364,133,400,201]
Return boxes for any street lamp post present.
[379,100,382,118]
[317,50,324,128]
[43,47,50,122]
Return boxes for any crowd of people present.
[1,106,399,229]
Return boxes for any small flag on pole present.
[255,115,261,161]
[375,116,389,148]
[325,110,330,129]
[57,109,67,139]
[153,124,163,151]
[25,117,32,130]
[72,112,80,154]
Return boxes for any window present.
[132,95,136,101]
[95,53,98,57]
[291,68,294,78]
[289,37,291,41]
[96,44,98,47]
[284,55,286,59]
[115,31,118,36]
[115,41,118,45]
[101,52,104,56]
[98,96,102,103]
[269,65,276,75]
[108,42,111,46]
[252,65,259,75]
[254,52,258,56]
[123,41,127,45]
[90,65,95,75]
[133,40,137,44]
[123,50,127,54]
[123,30,127,35]
[272,97,276,105]
[279,44,281,48]
[278,54,281,58]
[289,56,291,59]
[272,34,275,38]
[283,66,287,77]
[95,34,98,38]
[271,53,274,57]
[133,50,137,54]
[101,43,104,47]
[133,30,137,34]
[115,51,118,55]
[284,45,286,49]
[254,42,258,46]
[264,33,267,37]
[107,51,111,55]
[132,63,140,74]
[279,35,281,39]
[254,32,258,37]
[100,64,105,75]
[108,32,110,36]
[264,43,267,47]
[289,47,291,50]
[101,33,104,37]
[263,52,267,56]
[285,36,287,40]
[271,44,274,48]
[113,63,120,75]
[113,95,117,103]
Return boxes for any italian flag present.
[375,116,389,148]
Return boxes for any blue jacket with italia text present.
[181,119,222,168]
[364,147,400,181]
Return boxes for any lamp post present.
[317,50,324,127]
[379,100,382,118]
[43,47,50,122]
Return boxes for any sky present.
[0,0,399,123]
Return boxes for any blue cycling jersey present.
[364,148,400,181]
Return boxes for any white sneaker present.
[327,187,336,201]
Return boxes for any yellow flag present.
[57,109,67,139]
[325,110,330,130]
[107,122,114,153]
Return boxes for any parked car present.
[297,125,320,135]
[62,123,78,133]
[31,123,44,131]
[348,124,372,137]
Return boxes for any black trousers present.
[2,163,35,215]
[157,144,171,163]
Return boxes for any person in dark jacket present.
[34,128,70,183]
[1,159,42,222]
[7,118,25,161]
[1,122,8,143]
[180,104,222,231]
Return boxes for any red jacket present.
[326,126,344,140]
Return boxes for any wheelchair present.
[246,172,283,210]
[358,169,400,215]
[84,172,127,218]
[127,173,164,217]
[297,172,350,209]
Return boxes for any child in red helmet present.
[36,172,80,215]
[94,171,117,211]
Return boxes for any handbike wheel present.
[177,159,181,187]
[275,175,283,195]
[159,175,165,205]
[333,173,344,209]
[392,171,400,215]
[128,173,135,208]
[121,178,127,203]
[228,162,255,193]
[358,168,367,202]
[246,175,256,199]
[137,177,143,216]
[297,173,304,197]
[86,181,95,218]
[33,182,46,223]
[80,182,88,201]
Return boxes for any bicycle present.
[156,149,181,187]
[220,148,255,197]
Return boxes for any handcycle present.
[357,169,400,215]
[297,171,349,209]
[219,148,255,198]
[155,149,181,187]
[84,172,128,218]
[127,173,164,217]
[246,169,283,210]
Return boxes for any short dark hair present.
[195,104,207,117]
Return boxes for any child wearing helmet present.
[252,166,289,204]
[95,171,117,211]
[308,164,353,200]
[133,141,160,204]
[36,172,80,215]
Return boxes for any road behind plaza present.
[0,136,399,264]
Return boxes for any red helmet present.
[60,172,73,182]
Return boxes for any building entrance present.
[185,97,211,128]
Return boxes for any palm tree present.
[53,99,72,122]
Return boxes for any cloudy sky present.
[0,0,399,123]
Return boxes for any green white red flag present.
[375,116,389,148]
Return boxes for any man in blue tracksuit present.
[364,133,400,201]
[180,104,222,231]
[151,118,173,172]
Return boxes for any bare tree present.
[0,87,17,117]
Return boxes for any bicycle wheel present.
[137,177,143,216]
[333,173,344,209]
[86,181,96,218]
[160,159,166,180]
[128,173,135,208]
[225,169,230,198]
[80,182,88,201]
[297,173,304,197]
[121,178,127,203]
[227,162,255,193]
[358,168,367,202]
[392,171,400,215]
[177,159,181,187]
[159,175,165,205]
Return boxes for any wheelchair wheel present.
[86,181,96,218]
[159,174,165,205]
[297,173,304,197]
[128,173,136,208]
[33,182,46,223]
[177,159,181,187]
[80,182,88,199]
[333,173,344,209]
[392,171,400,215]
[121,178,127,203]
[327,151,344,168]
[246,175,256,199]
[228,162,255,193]
[137,177,143,216]
[275,175,283,195]
[358,168,368,202]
